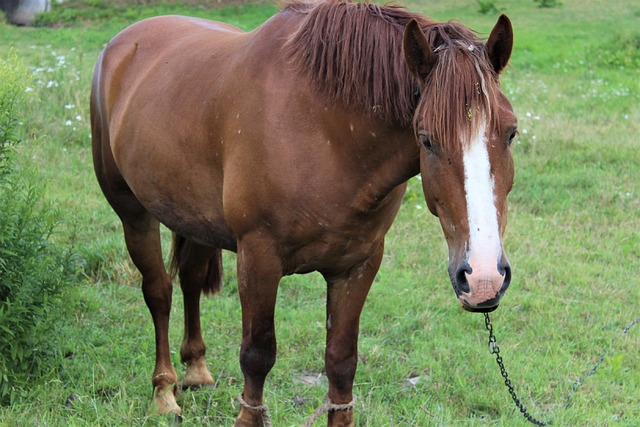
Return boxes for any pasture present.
[1,0,639,425]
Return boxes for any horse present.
[90,0,516,425]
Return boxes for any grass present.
[1,0,639,425]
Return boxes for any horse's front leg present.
[234,236,283,427]
[323,244,384,427]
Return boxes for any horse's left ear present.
[403,19,437,82]
[486,14,513,74]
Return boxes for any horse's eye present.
[418,130,434,152]
[508,129,519,146]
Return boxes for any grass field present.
[1,0,639,425]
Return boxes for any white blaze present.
[462,121,501,271]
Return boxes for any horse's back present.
[92,14,247,149]
[94,15,244,116]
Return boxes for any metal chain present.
[484,313,551,426]
[564,318,639,408]
[484,314,639,426]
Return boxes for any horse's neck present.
[342,119,420,212]
[250,11,421,205]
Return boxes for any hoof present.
[181,358,215,390]
[152,386,182,417]
[235,394,271,427]
[235,406,267,427]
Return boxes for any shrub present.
[534,0,561,8]
[476,0,501,15]
[0,54,23,176]
[0,55,76,404]
[596,32,640,69]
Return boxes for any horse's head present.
[403,16,516,312]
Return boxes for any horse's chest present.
[281,194,404,275]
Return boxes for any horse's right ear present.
[403,19,437,82]
[486,14,513,74]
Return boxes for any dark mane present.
[286,0,427,126]
[285,0,504,150]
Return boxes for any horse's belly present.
[120,153,237,251]
[144,195,237,251]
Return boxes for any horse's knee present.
[239,331,277,380]
[142,277,172,312]
[325,343,358,388]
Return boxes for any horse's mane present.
[285,0,503,151]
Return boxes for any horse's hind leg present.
[93,160,180,414]
[120,215,181,415]
[92,91,178,414]
[171,235,220,388]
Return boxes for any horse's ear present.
[486,14,513,74]
[403,19,437,82]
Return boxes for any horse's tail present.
[169,233,222,295]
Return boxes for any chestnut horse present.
[91,0,517,425]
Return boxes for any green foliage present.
[33,0,113,26]
[33,0,276,27]
[595,32,640,69]
[0,54,23,176]
[476,0,501,15]
[0,56,76,405]
[533,0,561,8]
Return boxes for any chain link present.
[484,313,550,426]
[484,314,639,426]
[564,317,639,408]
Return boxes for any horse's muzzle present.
[451,259,511,312]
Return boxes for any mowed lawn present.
[0,0,638,425]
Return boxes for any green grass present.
[1,0,639,425]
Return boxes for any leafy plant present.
[534,0,561,8]
[595,32,640,69]
[476,0,501,15]
[0,55,76,405]
[0,54,23,176]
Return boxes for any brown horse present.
[90,0,516,425]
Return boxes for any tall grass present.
[0,0,639,425]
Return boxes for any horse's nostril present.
[455,261,472,294]
[498,261,511,291]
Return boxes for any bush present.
[0,55,76,404]
[534,0,561,8]
[596,32,640,69]
[476,0,501,15]
[0,54,23,176]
